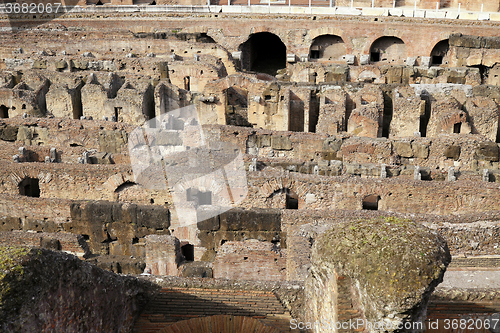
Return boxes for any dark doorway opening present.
[362,195,379,210]
[240,32,286,76]
[181,244,194,261]
[310,50,320,59]
[184,76,190,91]
[430,39,449,66]
[454,123,461,134]
[19,178,40,197]
[370,52,380,62]
[286,193,299,209]
[114,107,123,122]
[382,90,393,138]
[0,105,8,118]
[419,96,431,137]
[431,55,443,65]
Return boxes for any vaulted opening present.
[0,105,8,118]
[430,39,449,66]
[19,178,40,198]
[286,192,299,209]
[267,188,299,209]
[181,244,194,262]
[240,32,286,76]
[114,107,123,122]
[369,36,406,64]
[309,35,346,62]
[362,195,379,210]
[454,122,461,134]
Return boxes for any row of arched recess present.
[238,32,450,75]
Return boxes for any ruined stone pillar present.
[144,235,183,276]
[448,167,456,182]
[414,165,421,180]
[381,164,387,179]
[483,169,490,182]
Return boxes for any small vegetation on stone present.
[313,216,451,320]
[0,246,32,306]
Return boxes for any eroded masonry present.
[1,6,500,333]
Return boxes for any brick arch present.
[259,177,312,201]
[429,38,450,57]
[242,28,288,46]
[158,315,282,333]
[238,27,294,75]
[103,173,136,193]
[362,34,408,55]
[308,28,352,54]
[9,170,52,187]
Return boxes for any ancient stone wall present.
[0,248,157,332]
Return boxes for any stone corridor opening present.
[240,32,286,76]
[370,36,407,64]
[19,177,40,198]
[309,35,346,61]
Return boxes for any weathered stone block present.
[179,261,213,278]
[0,124,19,142]
[411,142,429,159]
[40,237,62,250]
[394,141,413,158]
[444,145,461,160]
[0,216,22,231]
[219,208,280,232]
[55,60,67,70]
[305,217,450,330]
[257,135,271,147]
[476,142,499,162]
[322,137,342,153]
[197,215,220,231]
[98,130,128,153]
[144,234,182,276]
[89,152,113,164]
[271,135,292,150]
[32,60,47,69]
[72,59,89,70]
[154,130,182,146]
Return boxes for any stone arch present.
[259,178,314,209]
[158,315,281,333]
[369,36,407,64]
[266,187,299,209]
[309,27,344,41]
[430,39,450,66]
[103,173,137,193]
[239,32,286,76]
[9,170,51,193]
[362,194,380,210]
[309,35,347,61]
[308,27,351,54]
[19,177,40,197]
